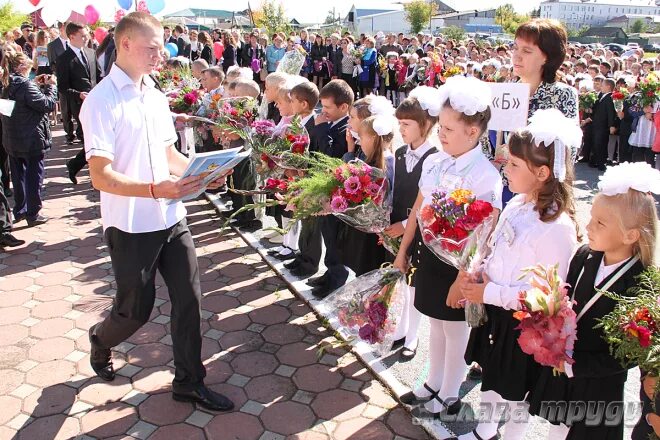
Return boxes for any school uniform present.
[465,195,578,400]
[591,92,616,168]
[408,145,502,414]
[528,245,644,440]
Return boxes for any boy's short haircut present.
[319,79,354,107]
[65,22,84,38]
[192,59,209,70]
[603,78,615,89]
[265,71,289,87]
[290,81,320,110]
[115,12,162,45]
[202,66,225,82]
[234,78,261,98]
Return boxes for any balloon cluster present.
[35,0,167,27]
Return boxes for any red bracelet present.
[148,183,156,199]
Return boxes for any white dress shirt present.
[419,144,503,210]
[80,65,183,234]
[69,44,87,67]
[404,140,434,173]
[482,195,578,310]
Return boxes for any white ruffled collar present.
[434,143,484,172]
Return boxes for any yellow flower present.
[449,189,473,205]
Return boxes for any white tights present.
[414,318,470,413]
[281,217,300,251]
[391,285,422,350]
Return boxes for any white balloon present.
[40,4,60,27]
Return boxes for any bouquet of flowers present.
[212,97,258,133]
[277,48,306,75]
[598,267,660,404]
[317,266,406,355]
[167,87,203,114]
[417,188,496,326]
[638,72,660,108]
[261,116,311,170]
[440,65,463,83]
[513,264,577,372]
[612,87,630,112]
[350,47,364,59]
[578,91,597,112]
[155,65,199,92]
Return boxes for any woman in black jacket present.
[221,31,237,73]
[310,34,329,89]
[1,50,57,226]
[198,31,214,66]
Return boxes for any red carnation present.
[466,199,494,222]
[291,142,305,154]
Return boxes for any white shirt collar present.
[109,64,155,91]
[69,44,82,57]
[330,115,348,128]
[406,140,433,158]
[59,36,68,46]
[301,111,316,126]
[435,143,484,172]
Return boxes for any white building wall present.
[357,11,412,34]
[540,1,660,29]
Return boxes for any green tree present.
[631,19,646,33]
[404,0,436,35]
[254,0,291,37]
[567,25,589,38]
[442,25,464,41]
[324,9,336,25]
[0,2,28,35]
[495,3,530,35]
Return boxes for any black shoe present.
[306,272,328,287]
[234,219,262,231]
[290,265,317,277]
[430,396,462,417]
[3,188,12,197]
[400,383,438,405]
[311,283,336,299]
[66,161,78,185]
[598,164,607,172]
[400,344,417,361]
[267,247,284,256]
[13,214,26,224]
[448,429,496,440]
[27,215,49,227]
[88,327,114,382]
[284,258,301,270]
[273,249,296,261]
[172,385,234,412]
[0,233,25,248]
[391,337,406,349]
[65,138,75,145]
[467,364,482,380]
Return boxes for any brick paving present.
[0,131,430,440]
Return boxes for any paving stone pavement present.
[0,129,431,440]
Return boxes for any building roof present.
[432,9,496,19]
[164,8,236,19]
[542,0,659,6]
[583,26,628,37]
[355,8,396,17]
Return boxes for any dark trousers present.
[591,131,609,167]
[0,181,11,234]
[341,73,358,100]
[580,123,593,160]
[92,219,206,392]
[297,217,321,271]
[60,92,75,141]
[228,161,256,222]
[618,126,633,163]
[320,215,348,288]
[0,141,9,191]
[632,146,655,166]
[9,154,44,220]
[67,98,87,175]
[68,147,87,175]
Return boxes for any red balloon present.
[28,0,40,6]
[213,41,224,60]
[94,27,108,44]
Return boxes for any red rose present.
[291,142,305,154]
[359,174,372,187]
[466,199,494,222]
[648,91,656,97]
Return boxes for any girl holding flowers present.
[457,109,582,440]
[386,88,439,361]
[527,162,659,440]
[394,77,503,417]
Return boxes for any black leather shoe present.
[172,385,235,412]
[597,164,607,172]
[306,273,328,287]
[311,284,336,299]
[284,258,301,270]
[400,344,417,361]
[430,396,462,417]
[448,429,496,440]
[13,214,26,224]
[400,383,438,405]
[273,250,296,261]
[290,266,317,278]
[467,364,482,380]
[234,219,262,231]
[267,247,283,256]
[391,337,406,350]
[27,215,49,227]
[0,234,25,248]
[66,161,78,185]
[88,327,114,381]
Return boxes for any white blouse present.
[418,144,503,210]
[482,195,578,310]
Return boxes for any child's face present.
[264,81,281,102]
[290,96,310,116]
[504,153,548,197]
[437,106,479,157]
[276,95,294,117]
[398,119,426,146]
[358,125,376,156]
[586,196,638,255]
[348,107,362,133]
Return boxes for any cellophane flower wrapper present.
[263,116,311,171]
[513,264,577,371]
[638,72,660,108]
[317,267,406,356]
[612,87,629,113]
[598,267,660,397]
[277,49,306,75]
[416,189,496,327]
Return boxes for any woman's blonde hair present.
[1,51,32,88]
[594,190,658,267]
[360,116,393,171]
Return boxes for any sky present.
[11,0,542,24]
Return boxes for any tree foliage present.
[404,0,436,35]
[0,2,28,35]
[324,9,336,25]
[631,19,646,34]
[495,3,530,35]
[442,25,464,41]
[567,25,589,38]
[254,0,291,37]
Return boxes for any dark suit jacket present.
[327,45,341,75]
[311,116,349,158]
[165,35,176,45]
[176,35,191,58]
[47,38,67,73]
[240,44,265,69]
[56,47,101,111]
[592,92,615,138]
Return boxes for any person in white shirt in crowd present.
[79,11,234,412]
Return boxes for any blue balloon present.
[146,0,165,14]
[117,0,133,10]
[165,42,178,57]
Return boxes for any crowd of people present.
[1,10,660,440]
